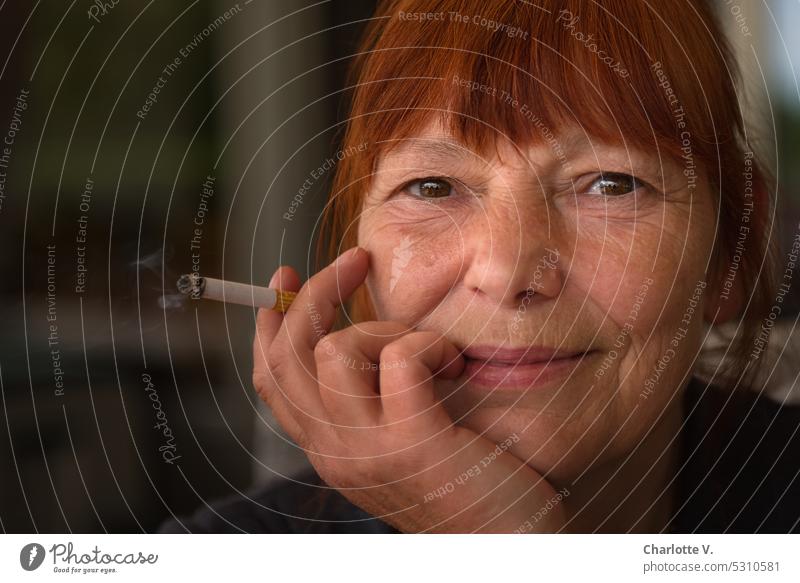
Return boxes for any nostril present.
[516,286,537,303]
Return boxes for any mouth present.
[460,345,596,389]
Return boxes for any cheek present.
[358,206,465,323]
[595,213,711,403]
[566,204,712,431]
[568,200,711,334]
[567,220,665,335]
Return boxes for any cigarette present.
[177,274,297,312]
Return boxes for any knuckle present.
[266,345,290,380]
[252,369,275,404]
[252,369,266,391]
[381,329,432,360]
[380,342,406,363]
[313,333,338,361]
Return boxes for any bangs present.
[348,0,741,168]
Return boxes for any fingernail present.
[269,267,282,287]
[334,246,361,266]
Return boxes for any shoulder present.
[672,377,800,533]
[156,469,399,534]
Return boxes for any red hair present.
[318,0,777,390]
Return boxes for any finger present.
[253,266,306,444]
[276,246,368,353]
[253,266,301,375]
[378,331,465,429]
[315,321,410,426]
[269,246,369,419]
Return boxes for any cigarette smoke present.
[128,244,189,310]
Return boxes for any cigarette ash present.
[176,273,204,298]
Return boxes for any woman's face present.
[356,118,716,481]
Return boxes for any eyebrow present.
[377,135,590,169]
[369,139,495,197]
[375,134,671,184]
[376,138,479,164]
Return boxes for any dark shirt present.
[157,377,800,533]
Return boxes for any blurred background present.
[0,0,798,532]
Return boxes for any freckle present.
[419,250,438,269]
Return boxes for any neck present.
[556,394,685,533]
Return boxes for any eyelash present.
[400,176,461,200]
[583,172,648,199]
[399,173,650,201]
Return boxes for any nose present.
[462,203,564,308]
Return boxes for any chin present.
[482,418,594,482]
[441,390,615,483]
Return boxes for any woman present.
[160,0,800,533]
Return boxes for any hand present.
[252,246,569,533]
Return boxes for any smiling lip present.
[461,345,592,389]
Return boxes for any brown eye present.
[407,177,453,199]
[588,172,642,196]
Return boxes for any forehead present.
[375,117,631,171]
[348,1,737,194]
